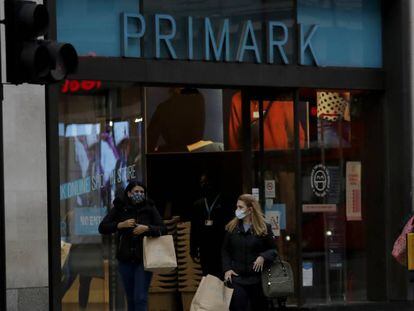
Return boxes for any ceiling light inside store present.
[135,117,143,123]
[326,230,333,236]
[285,235,291,242]
[109,121,113,127]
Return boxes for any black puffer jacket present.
[222,222,277,285]
[98,196,167,263]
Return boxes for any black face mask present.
[130,192,145,205]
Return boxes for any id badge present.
[205,220,214,226]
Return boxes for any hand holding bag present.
[392,215,414,266]
[262,257,294,298]
[190,274,234,311]
[143,235,177,273]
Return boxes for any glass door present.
[299,89,373,305]
[59,82,145,311]
[299,90,349,304]
[245,88,381,307]
[243,89,301,306]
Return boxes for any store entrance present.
[145,88,384,309]
[144,87,303,309]
[244,89,302,305]
[143,87,244,311]
[57,82,385,310]
[244,89,384,306]
[144,152,243,310]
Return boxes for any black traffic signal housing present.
[5,0,78,84]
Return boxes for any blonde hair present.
[225,194,268,236]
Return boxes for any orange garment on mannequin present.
[228,92,305,150]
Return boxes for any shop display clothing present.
[317,91,351,147]
[147,89,205,152]
[317,91,350,122]
[228,92,305,150]
[190,194,231,278]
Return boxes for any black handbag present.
[261,257,294,298]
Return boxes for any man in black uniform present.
[190,173,230,278]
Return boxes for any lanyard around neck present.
[204,194,220,218]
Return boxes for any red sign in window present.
[61,80,102,94]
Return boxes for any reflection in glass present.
[59,84,144,310]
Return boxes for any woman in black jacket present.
[222,194,277,311]
[98,181,166,311]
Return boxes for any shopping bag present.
[143,235,177,272]
[190,274,234,311]
[60,240,72,268]
[392,216,414,265]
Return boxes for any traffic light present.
[5,0,78,84]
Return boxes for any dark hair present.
[124,180,146,197]
[200,171,220,187]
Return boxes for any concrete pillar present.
[3,85,49,310]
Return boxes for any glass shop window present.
[300,89,383,304]
[146,87,243,152]
[59,82,144,310]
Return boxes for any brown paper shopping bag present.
[190,274,234,311]
[143,235,177,273]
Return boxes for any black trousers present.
[62,274,92,308]
[199,247,222,278]
[61,244,104,308]
[230,282,268,311]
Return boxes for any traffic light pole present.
[0,1,77,309]
[0,59,6,311]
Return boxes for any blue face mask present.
[235,209,249,220]
[130,192,145,204]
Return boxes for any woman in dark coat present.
[99,181,166,311]
[222,194,277,311]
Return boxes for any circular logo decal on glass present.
[311,165,330,197]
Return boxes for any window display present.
[300,89,378,304]
[146,87,224,153]
[317,91,351,148]
[59,84,144,310]
[58,83,381,309]
[146,87,243,153]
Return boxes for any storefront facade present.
[48,0,414,310]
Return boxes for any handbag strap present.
[277,256,287,272]
[266,256,288,278]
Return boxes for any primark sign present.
[121,13,321,66]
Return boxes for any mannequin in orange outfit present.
[228,91,305,150]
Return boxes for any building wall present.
[0,0,410,310]
[383,0,413,301]
[410,0,414,213]
[3,85,49,310]
[408,1,414,300]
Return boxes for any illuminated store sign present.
[61,80,102,93]
[121,13,320,66]
[57,0,382,68]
